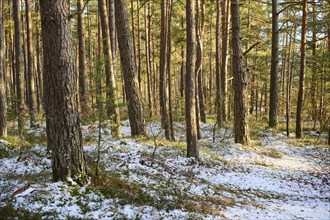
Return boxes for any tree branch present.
[243,42,260,56]
[68,0,90,20]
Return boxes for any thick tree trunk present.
[269,0,279,128]
[13,0,25,136]
[40,0,86,183]
[115,0,145,136]
[0,0,7,137]
[296,0,307,138]
[186,0,198,158]
[77,0,90,115]
[231,0,250,144]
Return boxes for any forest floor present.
[0,120,329,219]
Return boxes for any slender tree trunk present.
[145,2,153,117]
[0,0,7,137]
[25,0,37,128]
[160,0,170,140]
[77,0,90,115]
[180,17,185,100]
[98,0,121,138]
[231,0,250,144]
[296,0,307,138]
[269,0,279,128]
[40,0,86,183]
[130,0,137,71]
[286,17,293,137]
[311,0,317,130]
[215,0,222,126]
[167,0,175,141]
[208,13,213,110]
[186,0,198,158]
[137,0,142,89]
[115,0,145,136]
[35,13,43,112]
[13,0,25,136]
[196,0,206,123]
[221,0,229,122]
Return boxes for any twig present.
[243,42,260,56]
[68,0,90,20]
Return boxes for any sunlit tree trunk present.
[13,0,25,136]
[98,0,121,138]
[186,0,198,158]
[231,0,250,144]
[296,0,308,138]
[0,0,7,137]
[221,0,229,122]
[115,0,145,136]
[269,0,279,128]
[40,0,86,183]
[77,0,90,115]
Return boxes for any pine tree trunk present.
[115,0,145,136]
[13,0,25,136]
[40,0,86,183]
[160,0,170,140]
[196,0,206,123]
[186,0,198,158]
[98,0,121,138]
[296,0,307,138]
[221,0,229,122]
[215,0,222,126]
[231,0,250,145]
[25,0,37,128]
[269,0,279,128]
[167,0,175,141]
[0,0,7,137]
[145,2,153,118]
[311,0,317,130]
[77,0,90,115]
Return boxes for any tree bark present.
[13,0,25,136]
[40,0,86,183]
[167,0,175,141]
[0,0,7,137]
[196,0,206,123]
[221,0,229,122]
[25,0,37,128]
[160,0,170,140]
[98,0,121,138]
[144,2,153,117]
[215,0,222,126]
[269,0,279,128]
[231,0,250,144]
[296,0,307,138]
[186,0,198,158]
[115,0,145,136]
[77,0,90,115]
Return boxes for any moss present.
[92,171,155,207]
[0,203,42,219]
[22,131,47,146]
[261,148,283,158]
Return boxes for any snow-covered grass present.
[0,120,329,219]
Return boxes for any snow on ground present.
[0,121,329,219]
